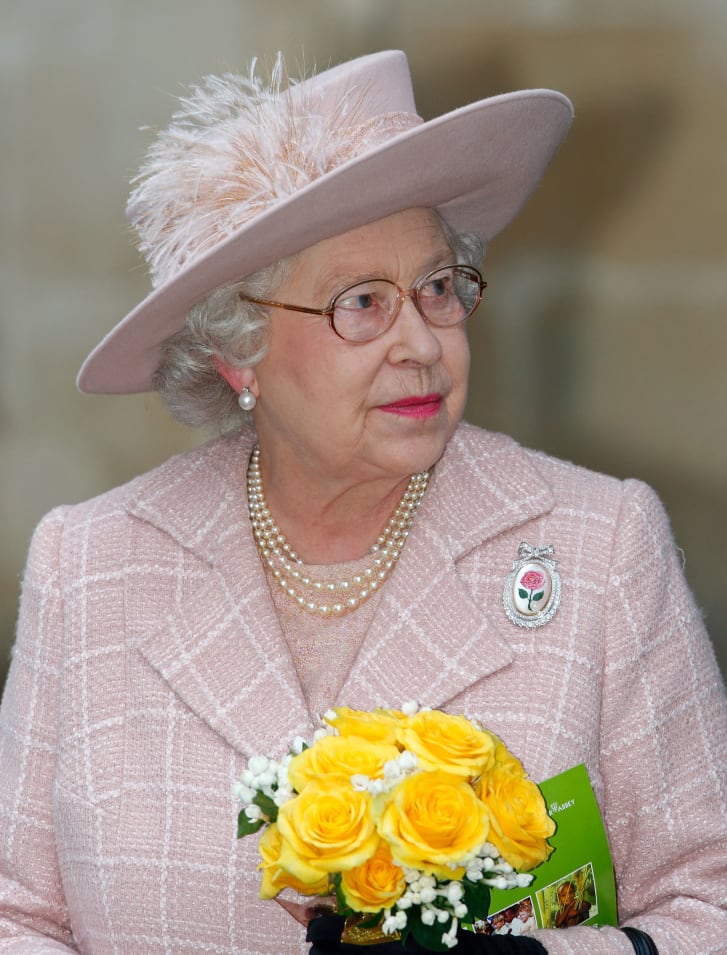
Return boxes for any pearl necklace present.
[246,445,429,615]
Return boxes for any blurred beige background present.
[2,1,726,694]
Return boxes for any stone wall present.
[2,0,726,691]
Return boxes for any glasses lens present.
[331,280,397,342]
[416,266,482,325]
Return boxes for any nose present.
[387,295,443,366]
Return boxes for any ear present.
[213,357,258,397]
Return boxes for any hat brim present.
[77,88,573,394]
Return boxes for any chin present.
[381,427,454,477]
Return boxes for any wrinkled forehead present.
[282,208,453,296]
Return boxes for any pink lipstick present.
[378,394,443,419]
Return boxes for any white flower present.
[383,912,407,934]
[248,756,269,776]
[398,751,418,771]
[444,882,463,904]
[480,842,499,858]
[421,908,436,926]
[441,919,459,949]
[244,804,262,821]
[516,873,534,887]
[419,886,436,904]
[401,701,419,716]
[350,774,370,792]
[256,770,276,789]
[233,782,255,804]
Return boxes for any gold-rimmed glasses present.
[239,264,487,343]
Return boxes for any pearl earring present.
[238,387,257,411]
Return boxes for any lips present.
[377,393,443,419]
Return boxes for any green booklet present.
[464,764,617,937]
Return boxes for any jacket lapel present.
[127,429,316,757]
[339,424,555,711]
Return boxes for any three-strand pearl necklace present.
[247,445,429,615]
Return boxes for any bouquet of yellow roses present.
[235,704,555,951]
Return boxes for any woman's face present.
[249,208,471,488]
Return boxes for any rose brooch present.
[503,542,561,628]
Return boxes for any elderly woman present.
[0,50,725,955]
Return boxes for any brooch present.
[503,542,561,629]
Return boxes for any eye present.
[337,291,378,311]
[332,280,393,315]
[330,280,396,342]
[421,276,450,298]
[417,269,459,317]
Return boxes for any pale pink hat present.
[77,50,573,394]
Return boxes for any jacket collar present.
[126,423,554,755]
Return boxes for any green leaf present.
[334,875,349,914]
[533,590,545,602]
[253,791,279,823]
[518,588,528,599]
[236,810,264,839]
[463,879,491,921]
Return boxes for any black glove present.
[621,928,659,955]
[307,914,547,954]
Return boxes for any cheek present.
[261,330,375,422]
[444,329,471,391]
[259,323,327,396]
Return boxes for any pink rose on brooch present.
[518,569,546,612]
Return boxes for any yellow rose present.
[477,766,555,871]
[288,734,401,793]
[396,710,497,778]
[340,841,407,913]
[488,736,527,778]
[374,770,489,878]
[325,707,406,746]
[258,823,329,899]
[276,775,380,883]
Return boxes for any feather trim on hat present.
[127,54,419,288]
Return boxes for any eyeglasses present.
[239,264,487,343]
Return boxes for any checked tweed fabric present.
[1,423,726,954]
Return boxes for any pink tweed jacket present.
[1,423,726,954]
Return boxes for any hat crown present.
[292,50,417,117]
[127,51,420,288]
